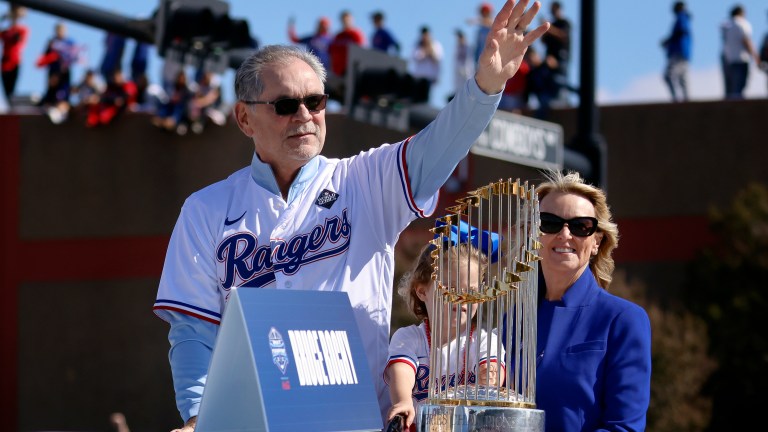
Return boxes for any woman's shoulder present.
[595,288,649,324]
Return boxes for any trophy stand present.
[417,179,544,432]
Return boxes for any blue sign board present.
[196,288,382,432]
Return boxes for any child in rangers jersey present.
[384,221,505,431]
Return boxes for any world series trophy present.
[417,178,544,432]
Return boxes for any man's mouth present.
[288,128,316,138]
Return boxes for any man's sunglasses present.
[539,212,599,237]
[241,94,329,116]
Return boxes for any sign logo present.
[315,189,339,209]
[287,329,359,386]
[269,327,289,375]
[472,110,564,170]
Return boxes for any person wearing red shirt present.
[86,68,137,127]
[0,5,29,108]
[328,10,366,77]
[499,50,531,113]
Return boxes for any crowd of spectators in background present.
[2,2,767,127]
[661,2,768,102]
[0,9,227,134]
[285,2,576,120]
[42,22,227,134]
[287,2,768,112]
[0,1,580,124]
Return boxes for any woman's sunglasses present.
[242,94,329,116]
[539,212,599,237]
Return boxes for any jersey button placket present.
[280,205,294,230]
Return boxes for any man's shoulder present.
[315,153,394,180]
[188,167,251,201]
[316,154,343,168]
[336,142,401,159]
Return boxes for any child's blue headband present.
[433,218,501,263]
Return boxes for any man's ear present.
[233,102,254,137]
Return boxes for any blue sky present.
[1,0,767,110]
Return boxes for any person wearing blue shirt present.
[370,11,400,56]
[38,21,79,102]
[662,1,692,102]
[504,170,652,431]
[287,16,333,70]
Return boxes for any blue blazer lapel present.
[542,269,601,354]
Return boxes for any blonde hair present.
[398,242,488,320]
[536,170,619,289]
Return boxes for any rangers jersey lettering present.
[217,209,351,288]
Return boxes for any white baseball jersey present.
[154,137,434,409]
[385,322,504,405]
[153,77,501,422]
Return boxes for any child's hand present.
[477,362,503,386]
[387,402,416,430]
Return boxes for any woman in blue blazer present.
[506,170,652,431]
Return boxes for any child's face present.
[418,256,482,337]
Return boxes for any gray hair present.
[234,45,327,102]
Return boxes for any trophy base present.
[416,403,545,432]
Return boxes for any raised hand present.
[475,0,551,94]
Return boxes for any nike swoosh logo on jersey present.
[224,211,247,226]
